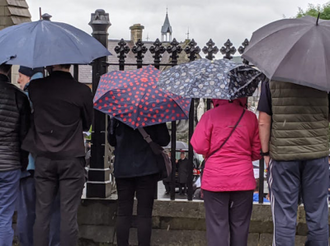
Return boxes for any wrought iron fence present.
[85,9,266,203]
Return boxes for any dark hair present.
[59,64,71,69]
[0,64,11,74]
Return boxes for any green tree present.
[297,2,330,19]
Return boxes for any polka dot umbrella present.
[94,65,191,129]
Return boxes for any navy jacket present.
[108,119,170,178]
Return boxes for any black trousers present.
[179,183,187,194]
[203,190,253,246]
[115,173,158,246]
[33,156,85,246]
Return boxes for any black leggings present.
[115,173,158,246]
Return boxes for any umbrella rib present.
[270,26,314,79]
[320,30,330,92]
[246,22,309,51]
[31,22,42,68]
[167,92,190,118]
[54,23,86,64]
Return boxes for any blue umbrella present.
[158,59,265,99]
[0,15,111,68]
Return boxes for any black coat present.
[22,71,93,159]
[177,158,189,183]
[0,74,30,171]
[108,119,170,178]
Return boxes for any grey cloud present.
[27,0,325,58]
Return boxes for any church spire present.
[161,8,172,42]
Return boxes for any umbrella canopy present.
[164,141,189,151]
[242,15,330,92]
[94,66,191,129]
[0,16,111,68]
[158,59,264,99]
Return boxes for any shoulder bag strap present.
[207,109,246,159]
[138,127,153,144]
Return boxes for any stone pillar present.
[130,23,144,44]
[86,9,112,198]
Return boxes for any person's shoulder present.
[29,77,48,87]
[245,109,257,118]
[7,83,29,101]
[5,82,25,95]
[70,80,91,93]
[244,110,258,124]
[77,82,92,93]
[199,107,214,119]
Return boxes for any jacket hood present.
[212,98,247,108]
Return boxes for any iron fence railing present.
[83,14,266,203]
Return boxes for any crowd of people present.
[190,87,330,246]
[106,84,330,246]
[0,64,93,246]
[0,49,328,246]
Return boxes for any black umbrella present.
[243,15,330,92]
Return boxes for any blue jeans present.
[0,169,20,246]
[17,175,61,246]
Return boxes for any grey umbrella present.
[164,141,188,151]
[242,15,330,92]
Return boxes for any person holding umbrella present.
[191,98,261,246]
[242,15,330,245]
[95,66,190,246]
[16,66,61,246]
[22,64,93,246]
[108,118,170,246]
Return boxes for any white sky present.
[26,0,328,49]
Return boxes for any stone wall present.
[77,199,329,246]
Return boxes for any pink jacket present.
[191,99,261,192]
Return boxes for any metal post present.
[86,9,111,198]
[187,100,194,201]
[170,123,176,200]
[73,64,79,81]
[167,39,182,200]
[184,40,200,201]
[258,158,265,204]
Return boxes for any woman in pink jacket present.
[191,98,261,246]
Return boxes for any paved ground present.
[82,180,191,201]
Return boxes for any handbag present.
[138,128,172,179]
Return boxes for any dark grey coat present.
[0,74,30,171]
[177,158,189,183]
[108,119,170,178]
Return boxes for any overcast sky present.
[27,0,327,54]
